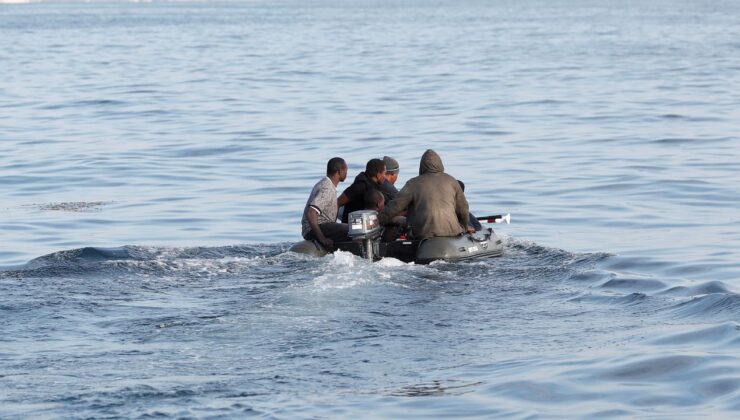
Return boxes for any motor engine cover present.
[347,210,381,239]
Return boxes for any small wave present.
[664,293,740,321]
[5,244,287,279]
[651,322,740,347]
[28,246,137,266]
[598,355,704,381]
[485,380,598,403]
[602,256,673,273]
[30,201,112,212]
[660,113,685,119]
[172,144,245,158]
[658,280,731,297]
[693,378,740,399]
[651,137,732,146]
[511,99,568,106]
[389,380,483,397]
[656,114,723,122]
[569,270,614,284]
[40,99,127,110]
[599,278,667,292]
[503,237,574,260]
[609,292,650,306]
[599,277,667,292]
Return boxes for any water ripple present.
[2,0,740,417]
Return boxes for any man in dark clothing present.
[379,149,473,239]
[364,189,405,242]
[364,189,385,212]
[302,157,350,250]
[379,156,400,202]
[337,158,386,223]
[458,180,483,231]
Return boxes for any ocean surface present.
[2,0,740,417]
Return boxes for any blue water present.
[2,0,740,417]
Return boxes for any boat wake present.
[2,237,739,417]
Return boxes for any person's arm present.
[337,193,350,208]
[337,179,359,209]
[469,213,482,231]
[306,207,333,249]
[379,182,413,225]
[454,183,472,233]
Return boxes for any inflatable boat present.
[289,210,507,264]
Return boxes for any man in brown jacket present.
[379,149,473,239]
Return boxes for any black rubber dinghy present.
[290,227,503,264]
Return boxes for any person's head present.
[458,180,465,192]
[364,189,385,212]
[365,158,386,185]
[326,157,348,182]
[383,156,399,185]
[419,149,444,175]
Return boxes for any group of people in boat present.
[301,149,480,250]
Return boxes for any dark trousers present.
[306,222,350,242]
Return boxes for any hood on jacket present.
[419,149,445,175]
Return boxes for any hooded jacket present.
[379,149,469,239]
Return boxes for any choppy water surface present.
[2,0,740,417]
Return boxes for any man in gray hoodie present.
[379,149,472,239]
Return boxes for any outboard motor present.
[347,210,381,260]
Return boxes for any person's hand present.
[466,226,475,234]
[319,237,334,251]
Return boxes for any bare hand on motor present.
[466,226,475,234]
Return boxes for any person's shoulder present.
[398,175,421,191]
[350,172,372,191]
[441,173,459,183]
[353,172,372,188]
[314,177,334,190]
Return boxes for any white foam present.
[375,257,408,268]
[328,251,358,267]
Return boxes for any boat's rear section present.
[415,228,503,264]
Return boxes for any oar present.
[475,213,511,224]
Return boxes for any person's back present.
[403,172,465,238]
[379,149,469,239]
[338,158,386,223]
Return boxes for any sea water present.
[1,0,739,417]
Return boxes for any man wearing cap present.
[380,156,400,202]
